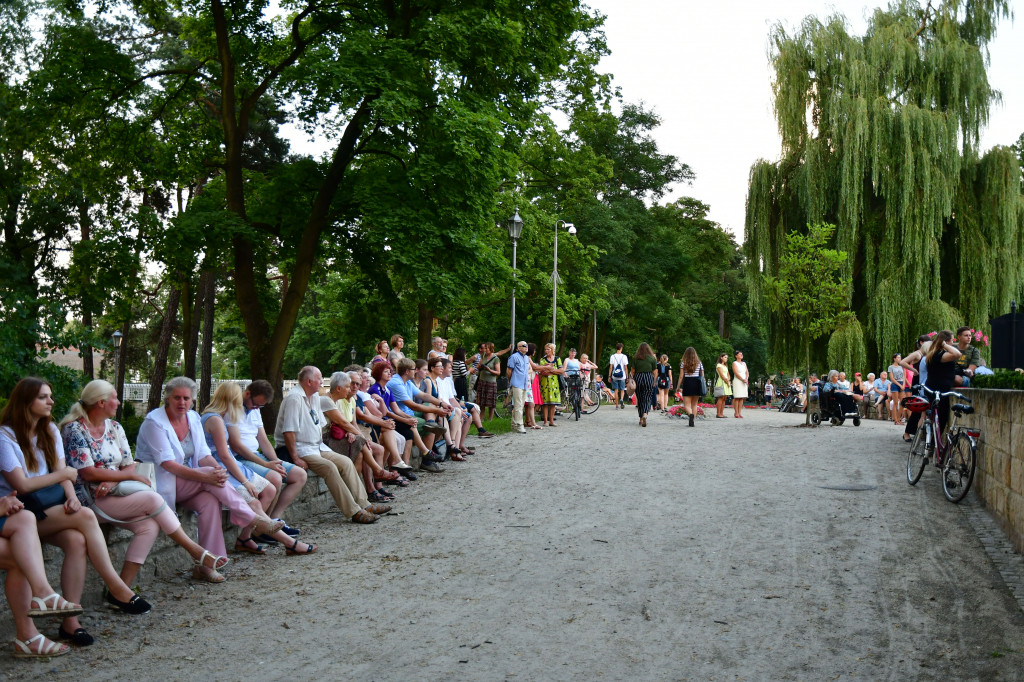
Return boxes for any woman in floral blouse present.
[60,381,227,588]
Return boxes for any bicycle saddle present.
[952,403,974,415]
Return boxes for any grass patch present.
[482,415,511,434]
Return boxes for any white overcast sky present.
[589,0,1023,238]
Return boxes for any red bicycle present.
[904,387,981,503]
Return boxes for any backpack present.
[612,356,626,380]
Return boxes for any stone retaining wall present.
[961,389,1024,553]
[38,448,425,597]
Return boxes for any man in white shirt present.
[427,336,448,360]
[227,379,308,524]
[608,343,629,409]
[274,366,389,524]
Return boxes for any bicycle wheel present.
[581,387,600,414]
[906,424,928,486]
[942,433,976,503]
[493,390,512,419]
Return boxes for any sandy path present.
[3,405,1023,680]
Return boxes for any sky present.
[588,0,1024,238]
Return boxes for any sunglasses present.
[309,408,320,425]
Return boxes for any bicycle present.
[904,386,981,503]
[494,389,512,419]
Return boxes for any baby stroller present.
[811,387,861,426]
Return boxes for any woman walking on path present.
[630,343,658,427]
[538,344,565,427]
[731,350,749,418]
[656,355,672,411]
[679,348,704,427]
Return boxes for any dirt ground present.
[3,404,1024,680]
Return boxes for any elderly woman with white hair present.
[60,380,228,594]
[322,372,400,504]
[135,377,281,583]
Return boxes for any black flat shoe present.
[105,592,152,615]
[57,626,94,646]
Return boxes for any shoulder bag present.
[88,462,166,525]
[699,367,708,397]
[625,375,637,397]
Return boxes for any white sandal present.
[194,550,229,571]
[13,633,70,658]
[27,593,83,619]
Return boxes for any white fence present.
[123,379,253,405]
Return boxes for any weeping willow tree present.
[746,0,1024,371]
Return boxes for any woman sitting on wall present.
[1,378,151,648]
[61,380,228,596]
[135,377,282,583]
[202,382,315,555]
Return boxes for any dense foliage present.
[1,0,764,414]
[746,0,1023,372]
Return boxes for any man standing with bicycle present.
[507,341,535,434]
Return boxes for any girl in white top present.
[1,378,152,645]
[731,350,749,418]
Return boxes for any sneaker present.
[275,520,300,537]
[420,461,445,473]
[477,429,495,438]
[401,470,418,481]
[252,533,279,545]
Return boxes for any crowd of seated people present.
[0,333,506,658]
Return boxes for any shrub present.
[971,370,1024,391]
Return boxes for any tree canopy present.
[746,0,1024,371]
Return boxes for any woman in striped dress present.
[679,347,705,427]
[630,343,658,427]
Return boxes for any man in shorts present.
[608,343,629,409]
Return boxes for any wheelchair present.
[811,388,861,427]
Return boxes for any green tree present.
[746,0,1023,369]
[763,223,852,423]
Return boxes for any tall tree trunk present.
[719,308,726,337]
[596,319,608,369]
[198,270,216,410]
[417,303,434,359]
[147,285,181,413]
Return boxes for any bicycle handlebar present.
[918,385,971,403]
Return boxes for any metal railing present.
[123,379,253,405]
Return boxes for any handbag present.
[699,369,707,397]
[712,374,725,398]
[17,483,67,520]
[625,376,637,397]
[87,462,166,525]
[329,423,347,440]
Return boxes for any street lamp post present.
[111,330,123,419]
[111,330,123,383]
[350,346,357,363]
[506,208,524,348]
[233,359,237,380]
[552,219,576,347]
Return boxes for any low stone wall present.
[39,475,338,599]
[38,447,425,597]
[961,389,1024,553]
